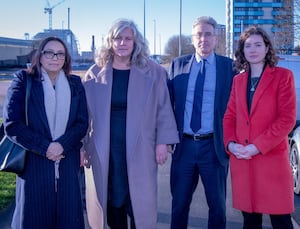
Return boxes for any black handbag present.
[0,75,31,174]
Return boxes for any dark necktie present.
[190,59,206,133]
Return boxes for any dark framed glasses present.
[42,50,66,60]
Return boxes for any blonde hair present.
[95,18,150,68]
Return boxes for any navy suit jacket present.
[168,54,236,166]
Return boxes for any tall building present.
[226,0,294,58]
[216,24,227,56]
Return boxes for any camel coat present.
[223,65,296,214]
[83,60,179,229]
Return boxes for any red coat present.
[223,65,296,214]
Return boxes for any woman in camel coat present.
[82,19,179,229]
[223,26,296,228]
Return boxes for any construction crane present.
[44,0,65,30]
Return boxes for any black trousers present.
[107,201,136,229]
[242,211,294,229]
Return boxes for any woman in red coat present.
[223,26,296,229]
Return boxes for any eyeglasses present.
[42,50,66,60]
[192,32,215,39]
[113,36,134,43]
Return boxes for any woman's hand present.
[80,149,90,167]
[46,142,64,161]
[243,144,260,158]
[228,142,260,160]
[155,144,168,165]
[228,142,250,159]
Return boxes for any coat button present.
[245,139,248,144]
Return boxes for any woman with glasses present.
[82,18,179,229]
[3,36,89,229]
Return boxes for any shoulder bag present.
[0,74,31,174]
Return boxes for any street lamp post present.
[179,0,182,56]
[153,19,156,55]
[159,33,161,55]
[144,0,146,40]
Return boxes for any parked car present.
[290,123,300,194]
[278,55,300,195]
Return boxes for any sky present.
[0,0,226,54]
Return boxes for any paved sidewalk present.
[1,158,299,229]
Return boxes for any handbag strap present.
[25,74,32,125]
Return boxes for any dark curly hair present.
[234,26,278,72]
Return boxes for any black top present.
[247,65,266,113]
[247,76,261,112]
[108,68,130,207]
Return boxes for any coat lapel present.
[250,66,274,114]
[174,55,194,136]
[126,64,153,157]
[180,55,194,101]
[239,72,251,117]
[215,55,226,109]
[93,65,113,161]
[30,79,52,135]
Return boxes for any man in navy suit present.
[168,16,236,229]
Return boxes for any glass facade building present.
[226,0,294,57]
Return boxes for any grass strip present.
[0,172,15,211]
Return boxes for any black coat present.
[3,70,89,229]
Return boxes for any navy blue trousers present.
[170,137,228,229]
